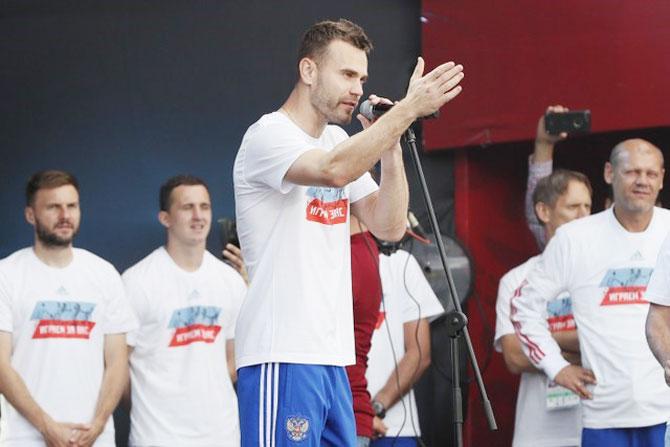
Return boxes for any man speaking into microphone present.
[233,18,464,446]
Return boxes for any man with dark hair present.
[495,168,592,447]
[513,140,670,447]
[531,169,593,240]
[233,18,464,446]
[0,170,136,446]
[123,175,246,446]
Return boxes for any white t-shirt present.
[495,255,581,447]
[0,247,137,447]
[366,250,444,438]
[233,111,378,368]
[512,207,670,428]
[645,230,670,305]
[123,247,246,447]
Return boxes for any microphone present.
[407,211,431,244]
[359,100,439,121]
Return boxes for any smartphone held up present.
[544,110,591,136]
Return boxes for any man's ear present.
[25,206,35,226]
[535,202,551,225]
[298,57,317,86]
[603,161,614,185]
[660,168,665,191]
[158,210,170,229]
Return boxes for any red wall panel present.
[422,1,670,150]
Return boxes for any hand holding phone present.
[544,110,591,136]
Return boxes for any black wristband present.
[372,400,386,419]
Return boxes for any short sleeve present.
[102,271,138,335]
[242,119,318,194]
[646,231,670,305]
[223,269,247,340]
[121,272,149,347]
[397,252,443,324]
[349,171,379,204]
[0,269,13,333]
[493,270,518,352]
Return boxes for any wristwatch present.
[372,400,386,419]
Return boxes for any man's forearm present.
[366,147,409,241]
[91,357,128,429]
[552,329,580,353]
[373,347,427,410]
[0,364,52,434]
[89,335,129,434]
[646,304,670,367]
[319,102,417,188]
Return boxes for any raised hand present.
[537,104,569,146]
[402,57,464,120]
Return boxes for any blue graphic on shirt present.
[168,305,221,328]
[599,268,653,287]
[306,186,345,202]
[31,301,96,321]
[546,296,572,318]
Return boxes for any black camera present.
[217,217,239,252]
[544,110,591,135]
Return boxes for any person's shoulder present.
[325,124,349,140]
[500,255,540,289]
[555,209,608,240]
[121,247,164,281]
[203,251,246,284]
[0,247,33,275]
[203,250,227,271]
[653,206,670,223]
[244,111,290,138]
[74,248,119,274]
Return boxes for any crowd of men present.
[0,19,453,447]
[496,105,670,447]
[2,15,670,447]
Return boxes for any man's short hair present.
[298,19,373,64]
[533,169,592,209]
[26,170,79,206]
[610,139,665,169]
[159,175,209,211]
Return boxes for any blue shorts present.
[370,436,418,447]
[237,363,356,446]
[581,423,666,447]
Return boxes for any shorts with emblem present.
[237,363,356,446]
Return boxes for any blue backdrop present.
[0,0,424,271]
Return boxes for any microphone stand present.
[402,126,497,447]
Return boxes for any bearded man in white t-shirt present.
[122,175,246,447]
[233,18,464,447]
[496,169,592,447]
[513,139,670,447]
[0,170,137,447]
